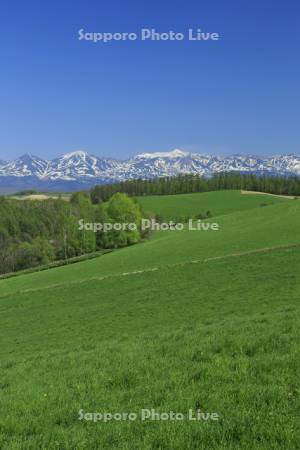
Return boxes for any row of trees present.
[0,192,146,275]
[90,173,300,203]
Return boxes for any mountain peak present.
[62,150,89,159]
[136,148,190,159]
[17,153,41,161]
[169,148,190,157]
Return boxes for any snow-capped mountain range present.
[0,149,300,193]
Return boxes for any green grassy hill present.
[0,193,297,297]
[0,191,299,449]
[137,189,288,219]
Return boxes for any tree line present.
[90,172,300,203]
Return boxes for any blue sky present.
[1,0,300,160]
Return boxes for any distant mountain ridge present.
[0,149,300,193]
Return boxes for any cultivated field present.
[11,193,71,201]
[0,191,299,449]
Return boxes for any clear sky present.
[1,0,300,160]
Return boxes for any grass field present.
[137,190,289,219]
[0,190,299,449]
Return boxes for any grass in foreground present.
[0,190,299,449]
[0,248,299,449]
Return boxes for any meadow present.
[0,190,299,449]
[136,189,288,220]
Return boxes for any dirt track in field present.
[240,190,297,199]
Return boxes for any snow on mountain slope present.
[0,149,299,191]
[135,149,190,159]
[0,154,50,177]
[43,151,121,180]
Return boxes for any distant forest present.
[90,173,300,203]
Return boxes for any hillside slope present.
[0,195,298,297]
[1,250,299,449]
[137,189,288,219]
[0,191,299,449]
